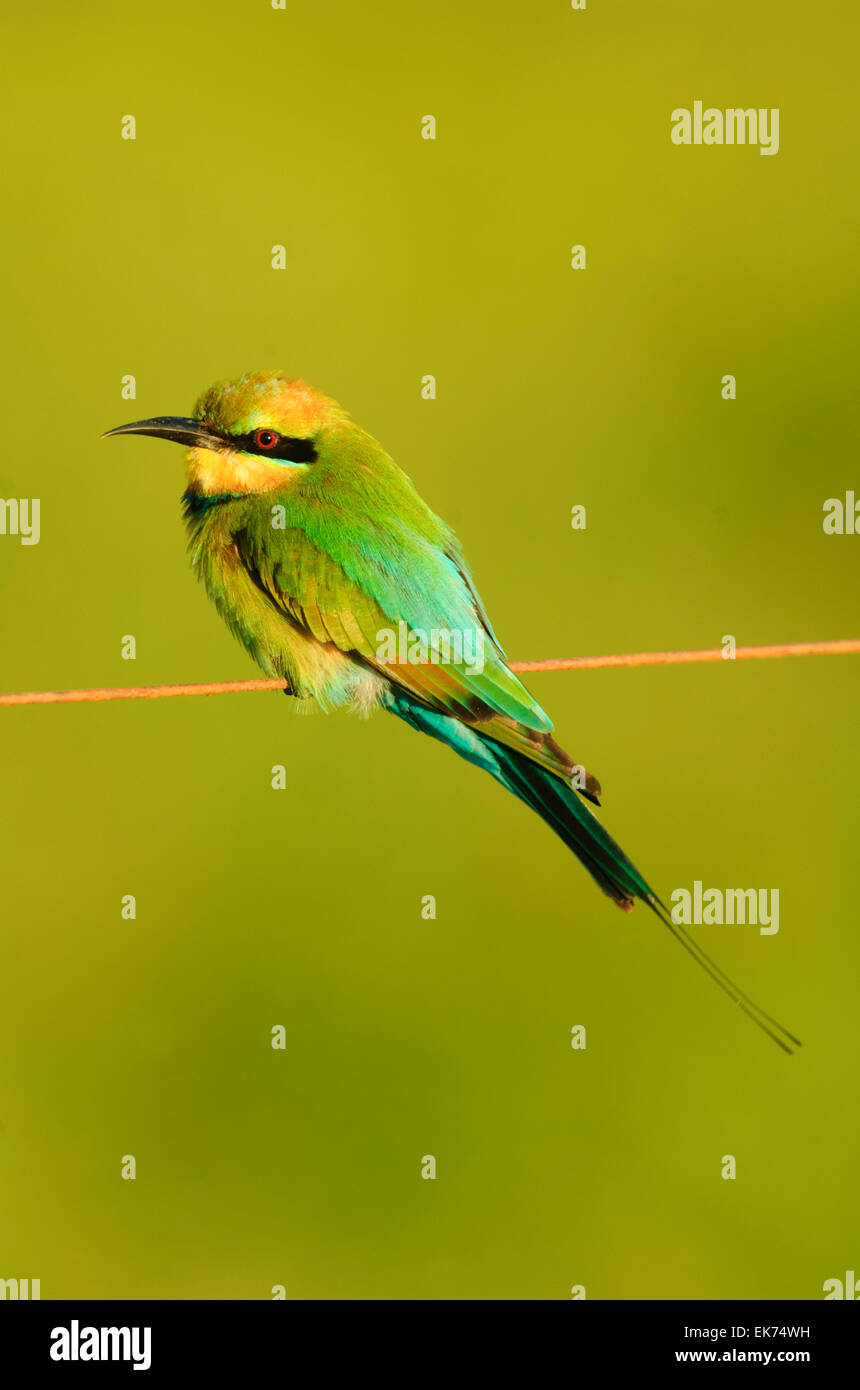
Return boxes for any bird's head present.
[103,370,348,498]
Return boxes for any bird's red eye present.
[255,429,279,450]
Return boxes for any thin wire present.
[512,638,860,672]
[0,638,857,707]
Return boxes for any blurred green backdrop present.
[1,0,858,1300]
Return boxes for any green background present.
[1,0,858,1300]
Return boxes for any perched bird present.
[105,370,798,1052]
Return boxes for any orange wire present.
[1,638,857,707]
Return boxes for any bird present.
[104,369,799,1053]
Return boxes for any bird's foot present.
[281,679,308,699]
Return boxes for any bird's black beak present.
[101,416,227,450]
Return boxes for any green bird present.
[105,369,798,1052]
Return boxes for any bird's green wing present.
[233,516,596,791]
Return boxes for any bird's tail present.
[383,688,800,1054]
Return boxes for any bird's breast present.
[186,506,385,712]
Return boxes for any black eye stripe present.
[231,432,318,463]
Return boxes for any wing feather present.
[233,520,600,795]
